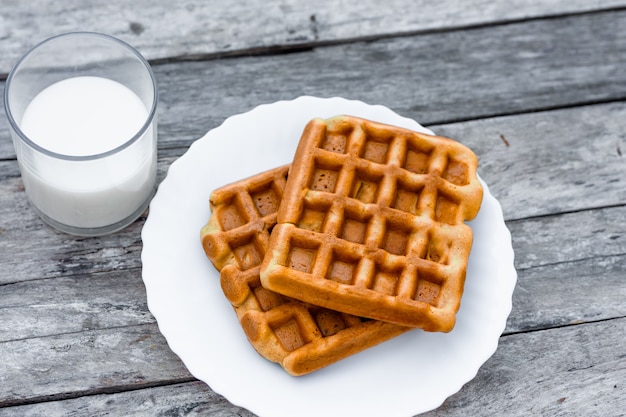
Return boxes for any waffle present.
[260,116,483,331]
[200,165,409,376]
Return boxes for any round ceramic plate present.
[141,96,517,417]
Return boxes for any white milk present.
[18,76,156,230]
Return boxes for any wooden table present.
[1,2,624,416]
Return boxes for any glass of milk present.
[4,32,158,236]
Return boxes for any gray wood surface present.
[0,319,622,417]
[2,8,626,159]
[1,1,625,416]
[2,0,626,76]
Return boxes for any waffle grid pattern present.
[201,165,407,375]
[261,116,483,331]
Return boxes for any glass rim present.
[3,31,158,162]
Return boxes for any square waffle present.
[260,116,483,331]
[200,165,409,376]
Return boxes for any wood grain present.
[0,324,193,407]
[0,318,622,416]
[423,318,626,417]
[121,9,626,147]
[0,381,255,417]
[508,206,626,270]
[3,10,626,159]
[0,269,151,343]
[507,254,626,333]
[2,0,626,75]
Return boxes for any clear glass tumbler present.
[4,32,158,236]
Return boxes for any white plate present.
[141,96,517,417]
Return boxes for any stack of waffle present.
[200,115,483,375]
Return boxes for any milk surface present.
[21,76,148,156]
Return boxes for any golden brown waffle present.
[200,165,409,376]
[260,116,483,331]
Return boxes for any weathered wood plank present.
[0,324,193,407]
[133,9,626,144]
[0,382,252,417]
[3,9,626,159]
[424,318,626,417]
[0,318,623,416]
[2,0,625,76]
[506,253,626,333]
[508,206,626,270]
[0,269,152,343]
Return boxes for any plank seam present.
[505,202,626,225]
[502,315,626,337]
[0,377,198,409]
